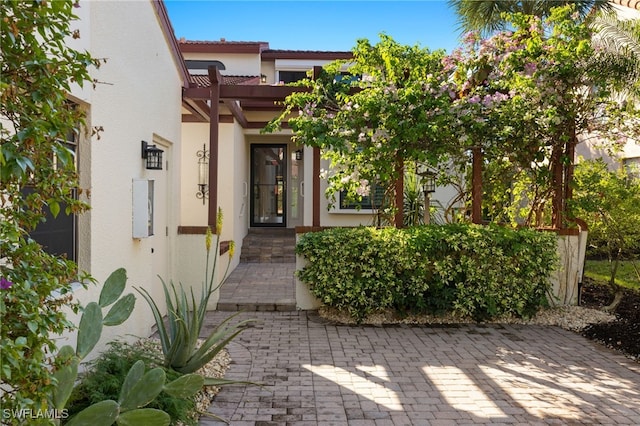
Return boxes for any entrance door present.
[251,144,286,227]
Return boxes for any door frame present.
[250,144,287,227]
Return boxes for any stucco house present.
[40,0,189,352]
[23,0,638,353]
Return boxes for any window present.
[339,185,386,210]
[277,70,308,84]
[185,60,226,71]
[25,127,78,262]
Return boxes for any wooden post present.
[207,66,220,227]
[312,66,323,227]
[471,146,482,224]
[395,155,404,228]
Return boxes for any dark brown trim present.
[182,98,209,122]
[223,99,248,128]
[262,50,353,60]
[177,226,210,234]
[184,85,310,101]
[219,240,230,255]
[151,1,190,88]
[208,67,220,227]
[179,41,269,54]
[219,114,234,123]
[182,114,205,123]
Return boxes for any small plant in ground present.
[44,268,203,426]
[65,341,198,425]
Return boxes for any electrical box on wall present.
[132,179,154,238]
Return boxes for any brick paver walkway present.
[200,310,640,425]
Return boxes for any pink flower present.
[0,277,13,290]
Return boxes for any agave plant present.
[137,208,254,374]
[50,269,204,426]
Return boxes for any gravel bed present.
[318,305,617,332]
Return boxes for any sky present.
[164,1,464,53]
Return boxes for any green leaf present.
[163,373,204,398]
[66,400,119,426]
[120,368,166,411]
[49,200,61,218]
[99,268,127,307]
[52,357,79,409]
[76,302,102,358]
[118,360,145,405]
[116,409,170,426]
[103,293,136,326]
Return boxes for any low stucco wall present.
[548,231,588,306]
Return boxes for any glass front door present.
[250,145,286,226]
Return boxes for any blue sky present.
[164,1,464,53]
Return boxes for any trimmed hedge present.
[296,224,558,321]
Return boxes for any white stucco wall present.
[60,0,184,356]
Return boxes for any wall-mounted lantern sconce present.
[141,141,163,170]
[295,149,303,161]
[196,144,209,204]
[260,74,267,84]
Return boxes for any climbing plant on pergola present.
[268,7,639,229]
[448,6,640,228]
[266,35,457,227]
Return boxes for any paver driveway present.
[199,311,640,425]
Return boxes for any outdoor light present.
[295,149,303,161]
[260,74,267,84]
[196,144,209,204]
[420,172,436,194]
[418,168,436,225]
[141,141,163,170]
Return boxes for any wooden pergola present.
[181,67,324,229]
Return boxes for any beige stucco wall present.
[60,0,184,357]
[180,122,210,226]
[183,52,261,76]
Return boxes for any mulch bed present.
[580,278,640,361]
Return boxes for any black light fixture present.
[196,144,209,204]
[418,168,436,225]
[295,149,303,161]
[260,74,267,84]
[141,141,163,170]
[420,172,436,194]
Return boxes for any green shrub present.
[296,225,558,321]
[66,341,197,425]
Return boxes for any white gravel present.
[318,305,617,332]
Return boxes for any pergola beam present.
[222,99,248,128]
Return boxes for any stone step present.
[239,228,296,264]
[216,301,296,312]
